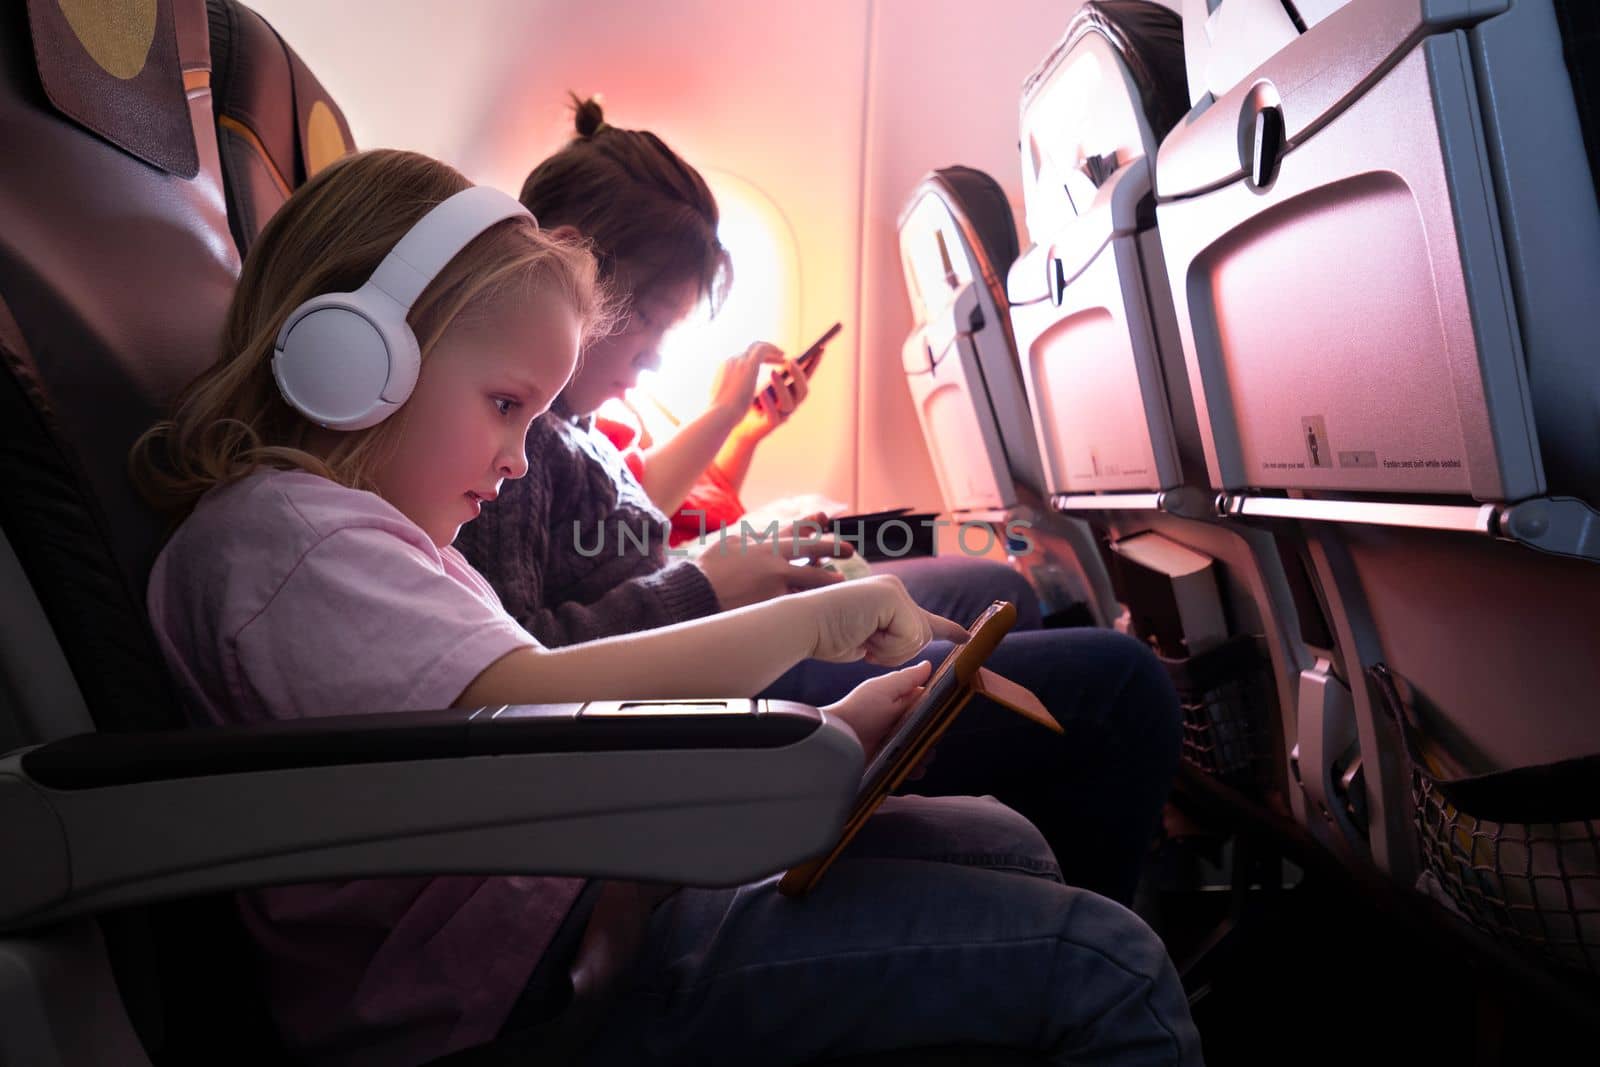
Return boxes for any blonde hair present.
[131,149,616,519]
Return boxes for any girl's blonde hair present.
[131,149,616,519]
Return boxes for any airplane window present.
[620,168,802,424]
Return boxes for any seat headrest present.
[1024,0,1189,148]
[929,166,1020,278]
[207,0,354,255]
[22,0,201,176]
[0,0,238,734]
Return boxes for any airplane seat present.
[895,166,1121,629]
[0,2,239,737]
[1003,0,1318,820]
[0,5,1041,1066]
[0,1,292,1061]
[1154,0,1600,989]
[933,166,1019,273]
[206,0,354,256]
[1008,0,1195,508]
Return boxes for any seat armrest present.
[0,700,862,931]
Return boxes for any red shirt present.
[593,415,745,547]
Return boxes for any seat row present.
[895,0,1600,986]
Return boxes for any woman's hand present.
[708,342,785,423]
[821,660,933,759]
[796,574,970,666]
[738,352,810,441]
[706,346,815,495]
[692,518,855,611]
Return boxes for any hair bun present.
[571,94,606,139]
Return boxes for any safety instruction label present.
[1301,415,1331,468]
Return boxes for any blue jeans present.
[575,795,1202,1066]
[872,556,1044,630]
[762,557,1180,906]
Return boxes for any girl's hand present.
[821,660,933,759]
[797,574,969,666]
[709,342,784,422]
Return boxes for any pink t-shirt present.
[147,468,583,1067]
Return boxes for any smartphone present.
[754,321,842,412]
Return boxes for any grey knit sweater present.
[453,412,721,647]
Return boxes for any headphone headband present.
[366,185,534,310]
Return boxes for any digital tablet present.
[778,600,1060,896]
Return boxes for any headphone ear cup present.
[268,186,529,432]
[273,288,416,431]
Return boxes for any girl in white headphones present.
[131,149,1199,1067]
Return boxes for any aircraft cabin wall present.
[246,0,1178,519]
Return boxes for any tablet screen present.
[855,599,1011,798]
[778,600,1017,897]
[857,641,964,795]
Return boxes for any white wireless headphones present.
[272,184,535,431]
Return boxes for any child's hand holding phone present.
[749,321,841,427]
